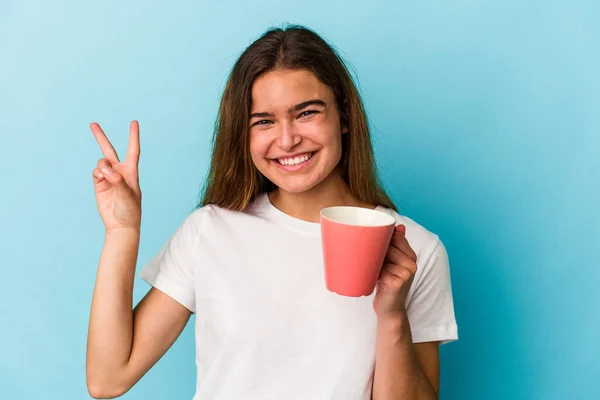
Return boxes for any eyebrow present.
[249,99,326,119]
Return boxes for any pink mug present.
[320,206,396,297]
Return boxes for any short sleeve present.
[139,216,196,313]
[406,239,458,345]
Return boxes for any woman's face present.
[249,68,347,194]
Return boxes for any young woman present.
[86,25,458,400]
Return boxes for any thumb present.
[100,167,133,197]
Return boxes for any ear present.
[341,124,349,134]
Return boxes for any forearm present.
[87,229,140,378]
[372,315,437,400]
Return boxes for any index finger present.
[90,122,120,164]
[391,225,417,262]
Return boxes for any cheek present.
[319,114,342,143]
[249,132,268,161]
[313,123,343,158]
[249,133,278,177]
[304,119,340,146]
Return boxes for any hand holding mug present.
[372,224,418,319]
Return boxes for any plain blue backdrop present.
[1,1,598,399]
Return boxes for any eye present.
[252,119,272,126]
[299,110,318,118]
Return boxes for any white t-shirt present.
[140,193,458,400]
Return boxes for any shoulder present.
[376,207,441,257]
[184,203,244,229]
[183,197,267,233]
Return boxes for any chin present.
[265,170,331,194]
[272,180,319,194]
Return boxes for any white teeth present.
[278,152,313,166]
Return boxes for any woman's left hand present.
[373,224,418,320]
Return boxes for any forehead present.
[250,69,334,110]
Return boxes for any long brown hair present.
[200,24,396,211]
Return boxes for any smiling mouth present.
[276,152,314,166]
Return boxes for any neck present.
[268,170,375,223]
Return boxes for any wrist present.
[377,313,411,342]
[105,228,140,242]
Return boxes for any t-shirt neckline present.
[257,193,322,235]
[256,193,387,235]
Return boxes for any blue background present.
[1,1,598,399]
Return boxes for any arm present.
[86,229,192,399]
[86,121,192,398]
[372,315,439,400]
[372,225,452,400]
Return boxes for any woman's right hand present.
[91,120,142,233]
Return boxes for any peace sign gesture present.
[91,120,142,233]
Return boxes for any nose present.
[276,122,302,151]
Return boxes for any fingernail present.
[396,224,406,233]
[101,167,112,176]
